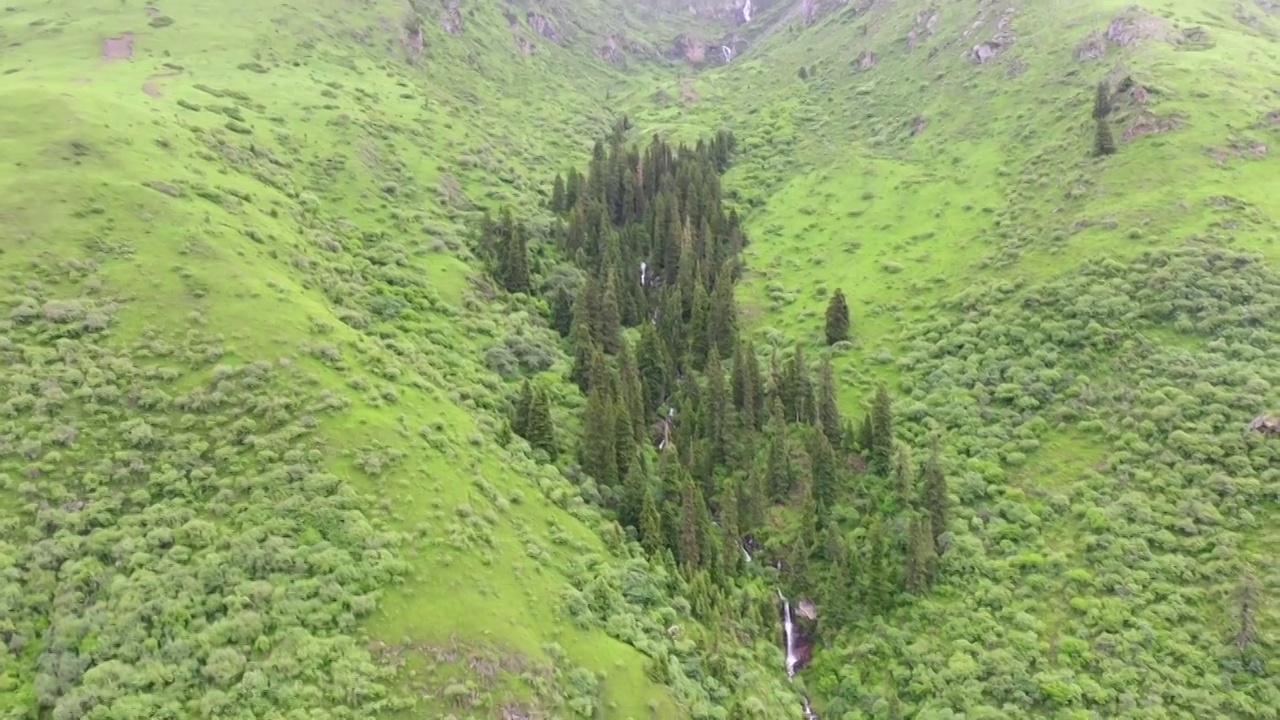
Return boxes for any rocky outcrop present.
[908,7,939,50]
[1251,414,1280,435]
[855,50,877,70]
[1075,30,1106,60]
[1106,5,1175,46]
[440,0,462,35]
[526,12,559,43]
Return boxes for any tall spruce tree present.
[1094,118,1117,156]
[705,350,730,468]
[599,271,622,354]
[818,356,841,444]
[707,262,738,358]
[719,475,742,573]
[500,218,531,294]
[922,439,949,552]
[636,323,670,416]
[581,383,617,488]
[551,173,567,213]
[550,285,575,337]
[678,475,703,570]
[640,487,664,555]
[809,430,838,515]
[892,441,915,512]
[786,344,814,424]
[825,289,850,345]
[870,384,894,476]
[525,385,556,457]
[1092,80,1111,120]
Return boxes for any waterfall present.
[722,45,733,63]
[801,694,817,719]
[639,261,648,287]
[778,590,798,679]
[741,0,753,23]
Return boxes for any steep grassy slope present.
[614,0,1280,716]
[0,1,800,718]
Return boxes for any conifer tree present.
[499,218,531,294]
[512,379,534,440]
[526,385,556,457]
[818,356,842,444]
[599,271,622,354]
[865,518,891,613]
[719,475,742,573]
[809,429,838,515]
[640,487,664,555]
[1094,118,1117,157]
[678,475,703,570]
[613,397,636,487]
[688,281,712,368]
[870,384,894,476]
[550,285,574,337]
[765,418,791,502]
[825,289,850,345]
[741,466,766,533]
[822,523,853,627]
[581,383,617,488]
[707,263,738,358]
[617,338,646,443]
[905,515,937,593]
[858,413,874,456]
[705,350,730,468]
[892,441,915,512]
[786,344,814,424]
[551,173,567,214]
[1092,80,1111,120]
[636,323,670,416]
[922,439,949,552]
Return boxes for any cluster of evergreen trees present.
[480,120,950,627]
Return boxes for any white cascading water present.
[778,590,798,679]
[742,0,753,23]
[639,261,648,286]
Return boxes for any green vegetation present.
[2,0,1279,718]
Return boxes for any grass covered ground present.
[616,0,1280,715]
[2,0,1278,717]
[0,1,792,718]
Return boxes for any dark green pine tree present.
[551,173,567,214]
[599,271,622,355]
[870,383,894,476]
[1094,118,1117,156]
[892,441,915,512]
[905,514,938,593]
[613,394,636,489]
[640,486,664,555]
[731,341,764,433]
[705,350,730,468]
[565,168,581,210]
[741,465,766,534]
[858,412,874,456]
[820,523,853,627]
[808,429,838,515]
[617,338,646,443]
[825,289,850,345]
[765,414,791,502]
[512,379,534,440]
[499,218,531,294]
[550,285,575,337]
[864,517,891,614]
[922,439,949,552]
[619,452,648,530]
[719,475,742,574]
[580,383,618,489]
[678,475,703,570]
[687,282,711,369]
[636,323,670,416]
[817,356,841,444]
[1092,80,1112,120]
[526,385,556,458]
[786,344,814,424]
[707,262,738,359]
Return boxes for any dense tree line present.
[478,121,952,631]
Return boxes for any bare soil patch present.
[102,33,134,62]
[141,68,182,97]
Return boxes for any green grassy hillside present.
[2,0,1279,718]
[619,0,1280,716]
[0,1,796,718]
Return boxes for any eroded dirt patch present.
[141,68,181,97]
[681,79,699,105]
[102,33,134,62]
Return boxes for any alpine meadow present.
[0,0,1278,718]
